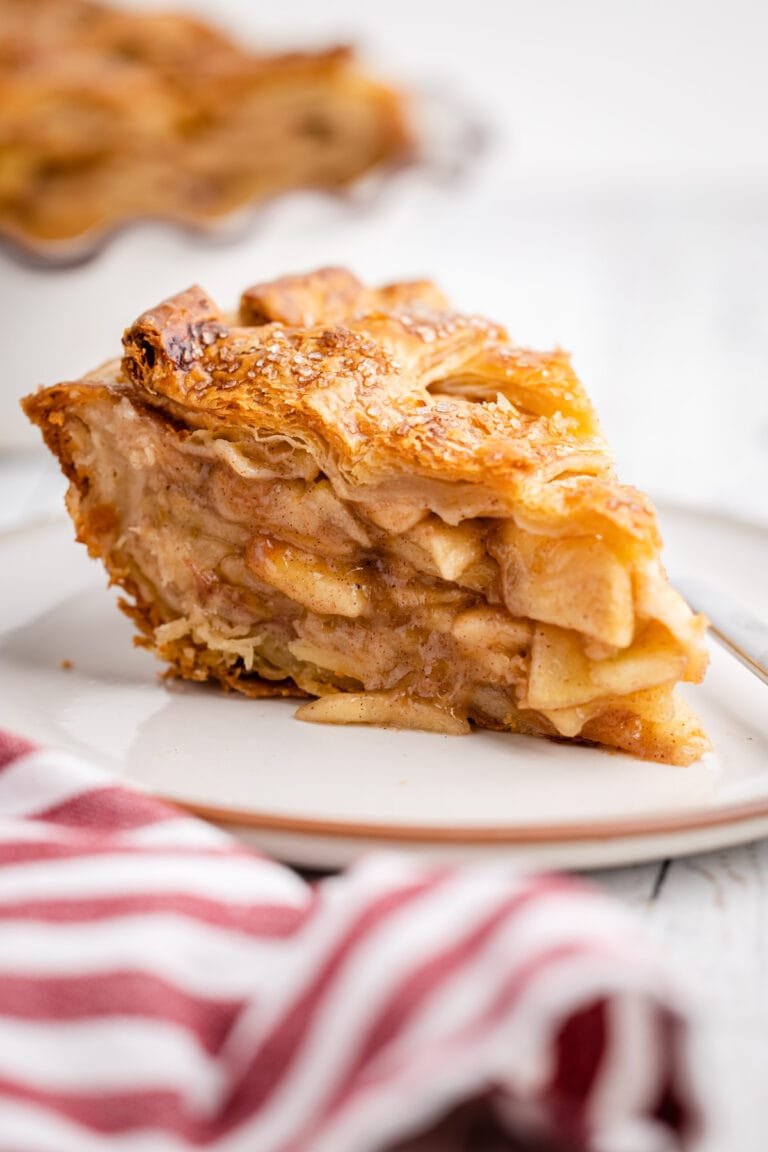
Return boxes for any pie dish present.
[0,0,409,250]
[23,267,710,764]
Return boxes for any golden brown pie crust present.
[23,268,710,764]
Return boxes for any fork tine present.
[674,578,768,687]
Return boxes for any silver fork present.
[675,578,768,686]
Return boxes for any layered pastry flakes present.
[0,0,409,245]
[24,268,710,764]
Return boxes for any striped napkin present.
[0,728,703,1152]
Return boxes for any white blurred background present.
[2,0,768,527]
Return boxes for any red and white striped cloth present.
[0,728,704,1152]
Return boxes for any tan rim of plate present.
[161,794,768,846]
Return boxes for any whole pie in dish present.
[23,268,710,764]
[0,0,409,247]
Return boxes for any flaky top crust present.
[26,268,662,564]
[49,266,659,555]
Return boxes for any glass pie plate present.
[0,87,485,449]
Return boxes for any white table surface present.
[2,1,767,1146]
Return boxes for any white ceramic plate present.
[1,504,767,869]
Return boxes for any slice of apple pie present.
[23,268,710,764]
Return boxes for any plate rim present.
[2,503,768,849]
[165,792,768,846]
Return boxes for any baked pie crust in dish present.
[23,268,710,765]
[0,0,409,249]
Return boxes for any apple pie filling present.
[54,383,706,762]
